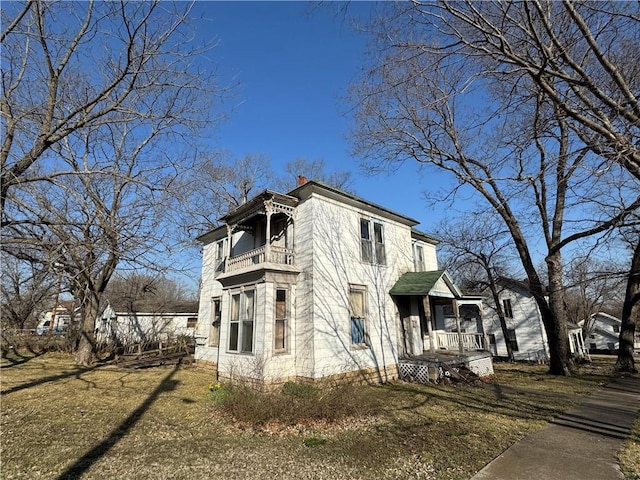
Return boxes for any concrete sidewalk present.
[470,375,640,480]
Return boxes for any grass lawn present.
[1,352,638,480]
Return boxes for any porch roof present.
[390,270,462,297]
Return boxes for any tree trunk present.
[545,253,573,375]
[488,277,514,362]
[616,238,639,373]
[74,291,100,366]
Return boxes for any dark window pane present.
[276,289,286,319]
[360,219,370,240]
[241,320,253,352]
[351,317,365,344]
[229,323,239,351]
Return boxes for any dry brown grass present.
[1,352,637,480]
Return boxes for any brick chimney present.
[297,175,309,186]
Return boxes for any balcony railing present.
[226,245,295,272]
[435,330,487,351]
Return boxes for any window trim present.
[360,218,386,265]
[502,298,514,319]
[274,287,289,354]
[209,297,222,347]
[348,284,369,347]
[186,317,198,329]
[227,288,256,354]
[414,243,425,272]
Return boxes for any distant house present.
[36,301,78,335]
[194,179,492,387]
[95,300,199,345]
[581,312,625,352]
[482,278,588,362]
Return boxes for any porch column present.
[422,296,435,354]
[225,225,233,273]
[453,300,464,353]
[479,301,490,352]
[264,200,273,263]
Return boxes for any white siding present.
[483,288,549,361]
[305,193,414,381]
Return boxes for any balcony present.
[226,245,295,273]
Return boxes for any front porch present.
[433,330,489,352]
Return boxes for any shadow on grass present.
[57,364,181,480]
[0,349,45,368]
[0,362,104,396]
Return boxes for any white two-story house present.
[194,179,488,386]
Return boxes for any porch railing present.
[226,245,295,272]
[435,331,487,351]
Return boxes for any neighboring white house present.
[581,312,624,352]
[482,278,588,362]
[194,179,489,387]
[95,300,199,345]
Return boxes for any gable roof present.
[390,270,463,298]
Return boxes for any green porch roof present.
[389,270,446,296]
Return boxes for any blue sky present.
[191,1,453,232]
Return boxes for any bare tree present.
[175,152,274,239]
[1,2,224,364]
[1,1,218,218]
[274,157,354,192]
[564,257,625,333]
[0,255,56,330]
[180,154,353,239]
[103,272,196,310]
[4,121,184,364]
[349,1,640,375]
[437,214,519,361]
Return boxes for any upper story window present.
[613,325,620,333]
[414,243,425,272]
[186,317,197,329]
[502,299,514,319]
[360,218,386,265]
[215,239,227,272]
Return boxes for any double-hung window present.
[274,289,288,353]
[502,299,514,319]
[349,285,368,346]
[360,218,386,265]
[210,297,221,347]
[228,290,255,353]
[414,243,425,272]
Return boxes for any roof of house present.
[196,179,426,243]
[104,299,199,315]
[290,180,419,227]
[390,270,463,298]
[590,312,621,324]
[411,228,440,245]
